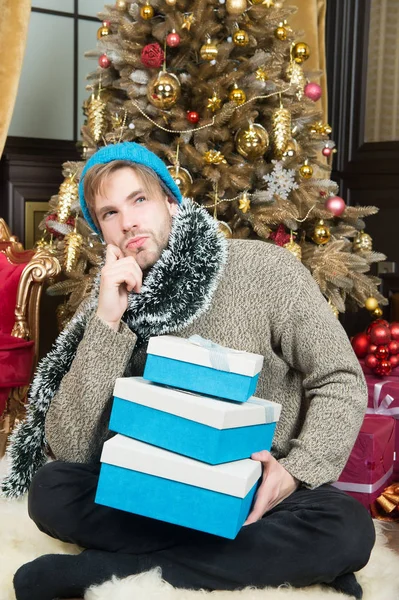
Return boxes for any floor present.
[382,520,399,555]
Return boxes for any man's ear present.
[166,196,179,216]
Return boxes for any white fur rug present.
[1,459,398,600]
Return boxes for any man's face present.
[94,167,178,271]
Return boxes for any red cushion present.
[0,252,29,335]
[0,333,34,416]
[0,333,34,385]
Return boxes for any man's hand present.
[244,450,299,525]
[96,244,142,331]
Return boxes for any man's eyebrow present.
[126,189,144,200]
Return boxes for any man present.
[5,142,374,600]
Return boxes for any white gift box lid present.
[101,434,262,498]
[113,377,281,429]
[147,335,264,376]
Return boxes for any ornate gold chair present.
[0,218,61,456]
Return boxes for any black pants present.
[27,461,375,591]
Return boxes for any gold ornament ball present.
[147,71,181,109]
[236,123,269,160]
[229,87,246,105]
[226,0,247,14]
[167,166,193,197]
[293,42,310,63]
[312,220,331,245]
[365,296,379,312]
[233,29,249,46]
[299,163,313,178]
[200,39,218,61]
[140,4,154,19]
[115,0,127,10]
[252,0,267,3]
[275,26,287,41]
[97,24,110,39]
[372,307,383,319]
[353,231,373,253]
[218,221,233,238]
[165,0,177,4]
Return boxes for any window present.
[9,1,105,141]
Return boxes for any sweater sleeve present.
[277,267,367,489]
[45,313,136,463]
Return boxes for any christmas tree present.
[41,0,387,327]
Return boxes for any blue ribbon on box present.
[188,335,233,372]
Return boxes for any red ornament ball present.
[365,353,378,370]
[390,355,399,368]
[375,345,390,360]
[322,147,332,157]
[304,82,322,102]
[98,54,111,68]
[166,31,180,47]
[367,319,389,335]
[369,344,377,353]
[369,325,391,346]
[375,359,392,377]
[351,332,370,358]
[388,340,399,355]
[325,195,346,217]
[187,111,200,124]
[390,322,399,341]
[141,43,165,68]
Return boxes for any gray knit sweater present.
[45,237,367,489]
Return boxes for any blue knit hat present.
[79,142,183,235]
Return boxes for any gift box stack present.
[95,335,281,539]
[335,320,399,516]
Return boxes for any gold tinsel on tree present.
[57,175,79,223]
[87,92,107,143]
[40,0,387,327]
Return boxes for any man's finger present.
[251,450,272,462]
[105,244,123,263]
[243,505,264,526]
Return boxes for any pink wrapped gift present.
[333,415,395,511]
[365,376,399,478]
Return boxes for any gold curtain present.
[0,0,31,157]
[290,0,328,121]
[365,0,399,142]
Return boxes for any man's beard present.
[124,228,170,272]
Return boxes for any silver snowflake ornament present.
[263,160,299,200]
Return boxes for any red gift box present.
[333,414,395,511]
[365,375,399,479]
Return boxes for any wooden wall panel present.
[0,137,79,247]
[325,0,399,334]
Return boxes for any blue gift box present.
[96,434,262,539]
[143,335,264,403]
[110,378,281,464]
